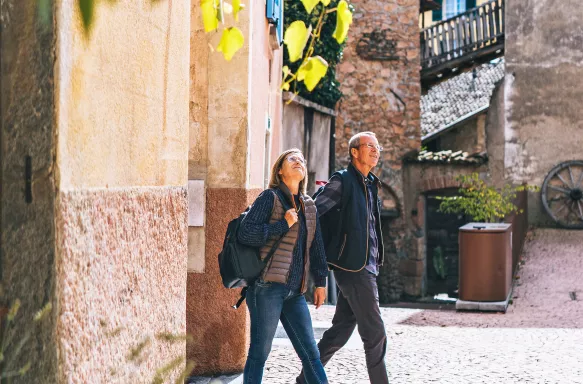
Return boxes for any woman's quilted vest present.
[259,189,317,293]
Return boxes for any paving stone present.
[262,229,583,384]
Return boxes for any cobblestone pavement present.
[263,230,583,384]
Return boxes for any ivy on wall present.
[283,0,352,109]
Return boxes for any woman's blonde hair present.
[268,148,307,195]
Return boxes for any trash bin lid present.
[459,223,512,232]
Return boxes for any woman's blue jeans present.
[243,280,328,384]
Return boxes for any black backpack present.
[218,191,287,308]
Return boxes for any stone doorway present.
[425,189,469,298]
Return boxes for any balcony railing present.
[420,0,504,82]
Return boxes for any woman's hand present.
[284,209,298,228]
[313,287,326,309]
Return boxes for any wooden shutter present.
[432,0,443,21]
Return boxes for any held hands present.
[313,287,326,309]
[284,208,298,228]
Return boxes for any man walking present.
[297,131,389,384]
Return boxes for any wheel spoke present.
[578,201,583,221]
[568,166,576,187]
[577,168,583,188]
[549,185,571,195]
[556,172,572,188]
[553,199,570,216]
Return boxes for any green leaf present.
[284,21,310,63]
[232,0,244,21]
[217,27,245,61]
[19,362,31,376]
[332,0,352,44]
[321,0,331,5]
[79,0,95,31]
[38,0,52,26]
[297,56,329,91]
[201,0,219,32]
[301,0,320,14]
[7,299,21,321]
[33,302,52,322]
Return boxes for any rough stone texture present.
[56,186,188,383]
[187,188,262,376]
[334,0,421,304]
[1,1,58,382]
[504,0,583,226]
[263,229,583,383]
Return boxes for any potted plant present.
[436,173,538,304]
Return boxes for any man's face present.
[352,135,380,169]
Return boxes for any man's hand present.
[284,209,298,228]
[313,287,327,309]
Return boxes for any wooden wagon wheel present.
[541,160,583,229]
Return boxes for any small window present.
[444,0,466,19]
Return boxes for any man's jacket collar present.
[348,162,381,187]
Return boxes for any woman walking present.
[238,148,329,384]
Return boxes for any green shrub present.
[437,173,539,223]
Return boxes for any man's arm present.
[314,174,343,217]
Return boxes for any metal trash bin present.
[458,223,512,302]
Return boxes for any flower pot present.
[458,223,512,302]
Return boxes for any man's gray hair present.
[348,131,377,161]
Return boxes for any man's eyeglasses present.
[286,155,307,165]
[359,143,384,152]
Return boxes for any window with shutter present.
[432,0,443,22]
[467,0,476,9]
[445,0,466,19]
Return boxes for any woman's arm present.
[237,190,289,247]
[309,217,329,288]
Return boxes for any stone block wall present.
[334,0,421,302]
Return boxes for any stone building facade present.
[503,0,583,226]
[334,0,421,302]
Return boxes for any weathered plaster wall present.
[53,0,190,381]
[187,0,283,375]
[0,1,58,382]
[505,0,583,225]
[56,0,189,190]
[437,115,483,154]
[56,188,187,383]
[485,79,506,189]
[334,0,421,302]
[282,99,333,194]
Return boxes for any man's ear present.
[351,147,358,160]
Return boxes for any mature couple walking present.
[237,132,389,384]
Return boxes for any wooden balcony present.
[420,0,504,87]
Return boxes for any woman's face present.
[278,152,307,182]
